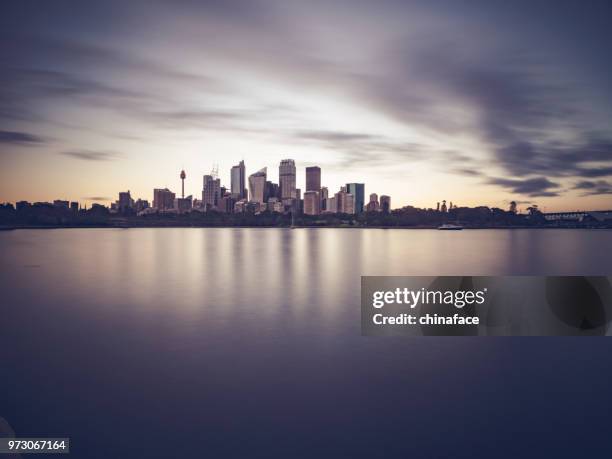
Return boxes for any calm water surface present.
[1,228,612,458]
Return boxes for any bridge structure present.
[543,210,612,222]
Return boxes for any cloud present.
[82,196,112,201]
[487,177,561,197]
[0,130,44,144]
[573,180,612,196]
[60,151,120,161]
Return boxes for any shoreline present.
[2,225,610,231]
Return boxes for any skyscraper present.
[334,186,355,214]
[380,195,391,213]
[118,191,133,212]
[303,191,320,215]
[320,186,328,211]
[249,168,267,204]
[153,188,175,210]
[346,183,365,213]
[202,175,221,209]
[231,160,247,199]
[305,166,321,193]
[279,159,296,200]
[366,193,379,212]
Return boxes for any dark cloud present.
[487,177,561,197]
[0,130,44,144]
[291,129,431,168]
[83,196,112,201]
[2,0,612,202]
[573,180,612,196]
[60,151,120,161]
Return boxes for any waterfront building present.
[249,168,267,205]
[345,183,365,213]
[305,166,321,193]
[320,186,328,211]
[304,191,320,215]
[366,193,379,212]
[279,159,296,199]
[202,175,221,209]
[380,195,391,213]
[231,160,247,199]
[176,196,193,213]
[53,200,69,209]
[153,188,175,210]
[117,191,133,212]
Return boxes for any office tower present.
[320,186,328,211]
[153,188,176,210]
[509,201,517,214]
[16,201,30,211]
[117,191,132,212]
[249,168,267,204]
[279,159,296,199]
[134,199,149,213]
[217,193,235,213]
[231,160,247,199]
[440,200,447,213]
[436,202,440,212]
[305,166,321,193]
[325,196,337,213]
[366,193,379,212]
[304,191,320,215]
[334,187,354,214]
[380,195,391,213]
[70,202,79,212]
[202,175,221,209]
[345,183,365,213]
[53,200,69,209]
[176,195,193,213]
[345,193,354,215]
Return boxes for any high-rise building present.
[303,191,320,215]
[279,159,296,199]
[217,193,235,213]
[202,175,221,209]
[325,196,337,213]
[153,188,175,210]
[440,200,447,213]
[345,193,354,215]
[509,201,517,213]
[231,160,247,199]
[118,191,133,212]
[366,193,379,212]
[380,195,391,213]
[346,183,365,213]
[249,168,267,204]
[305,166,321,192]
[320,186,328,211]
[53,200,69,209]
[334,186,354,214]
[176,196,193,213]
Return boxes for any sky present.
[1,0,612,212]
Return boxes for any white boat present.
[438,223,464,230]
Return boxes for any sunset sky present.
[1,0,612,211]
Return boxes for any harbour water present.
[1,228,611,457]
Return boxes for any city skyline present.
[2,1,612,212]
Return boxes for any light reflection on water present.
[1,228,612,458]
